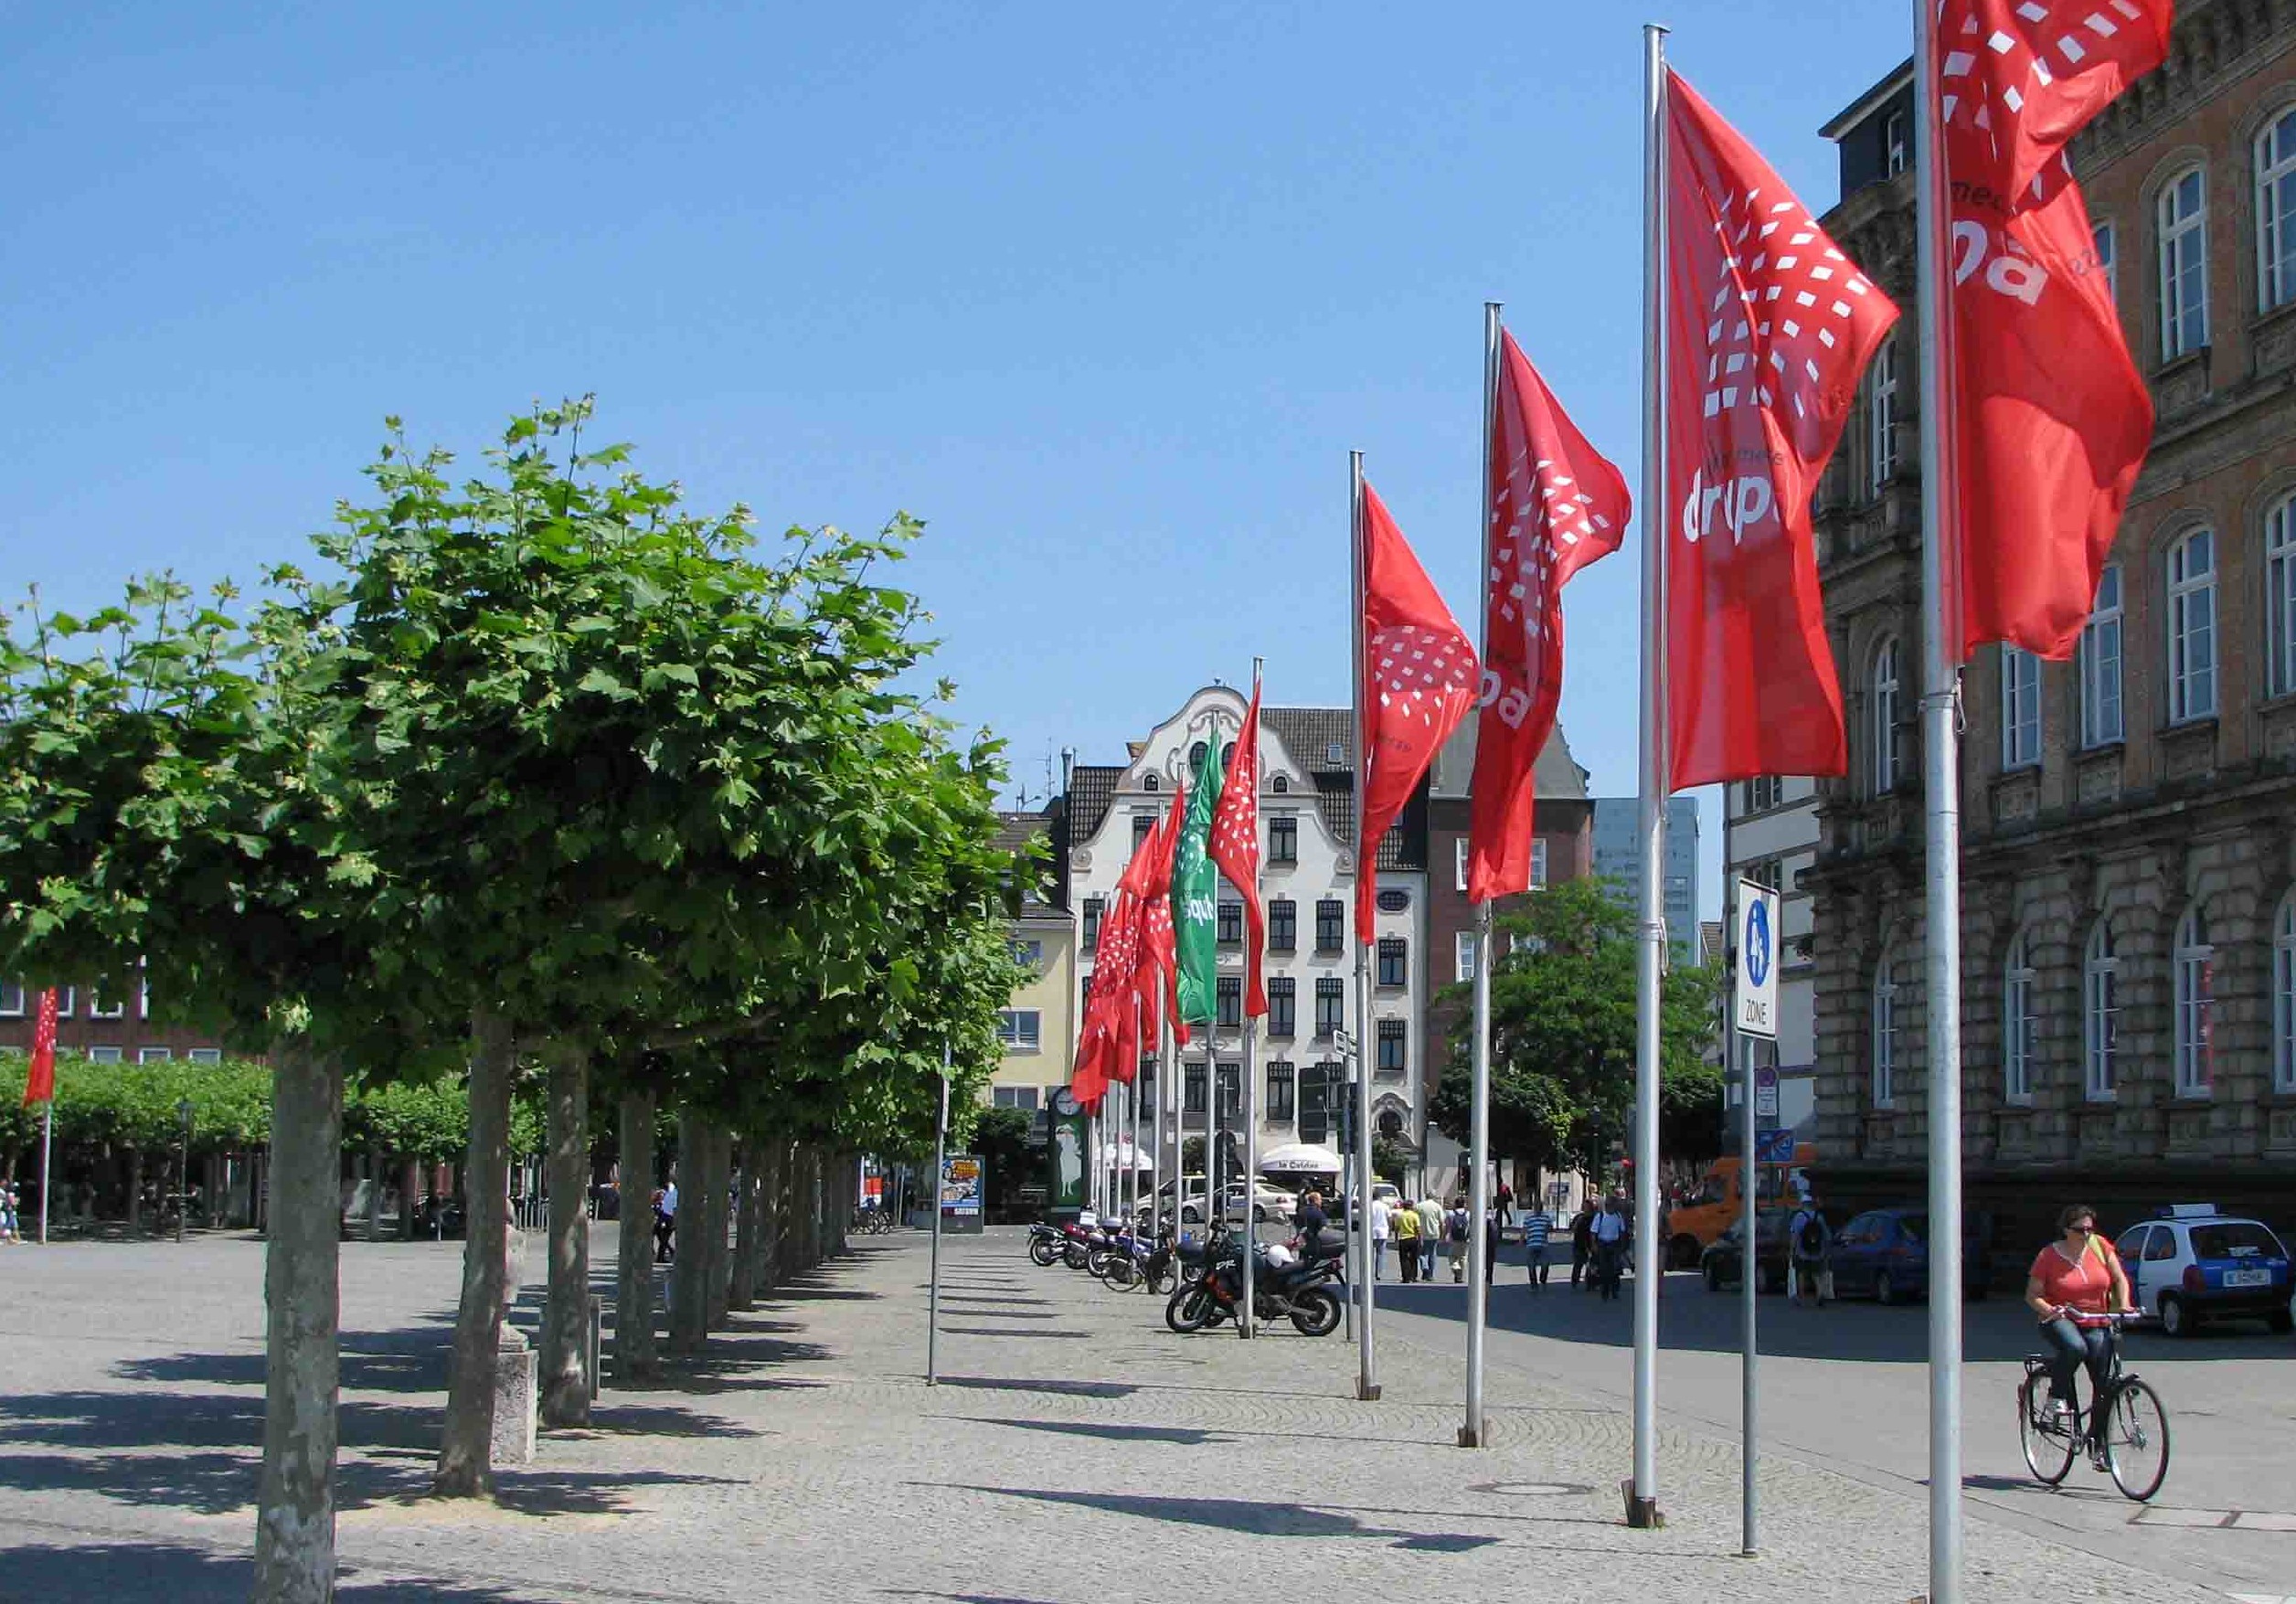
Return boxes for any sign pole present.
[1462,299,1502,1450]
[1349,448,1380,1403]
[1730,876,1781,1558]
[927,1045,949,1386]
[38,1102,53,1245]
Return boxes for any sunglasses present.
[2069,1223,2096,1235]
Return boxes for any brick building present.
[0,975,232,1065]
[1806,1,2296,1238]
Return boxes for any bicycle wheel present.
[2018,1376,2078,1486]
[2104,1379,2171,1503]
[1148,1262,1178,1296]
[1101,1256,1138,1291]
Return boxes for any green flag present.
[1174,734,1224,1025]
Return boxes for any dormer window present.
[1325,741,1345,766]
[1143,773,1160,791]
[1271,774,1289,795]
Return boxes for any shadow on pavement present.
[939,1327,1092,1340]
[946,1486,1508,1551]
[0,1543,546,1603]
[928,1376,1137,1400]
[964,1417,1231,1446]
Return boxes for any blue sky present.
[3,3,1910,919]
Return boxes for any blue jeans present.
[2039,1318,2115,1439]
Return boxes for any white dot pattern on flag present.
[1373,621,1479,727]
[1699,184,1876,445]
[1938,0,2159,203]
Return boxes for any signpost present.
[1732,876,1780,1559]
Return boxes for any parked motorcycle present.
[1026,1222,1066,1267]
[1168,1235,1343,1336]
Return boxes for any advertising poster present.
[1045,1087,1090,1219]
[940,1153,985,1235]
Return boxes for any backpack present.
[1795,1211,1827,1259]
[1447,1207,1470,1243]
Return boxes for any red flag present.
[1208,677,1268,1016]
[1469,330,1628,902]
[22,988,59,1106]
[1939,0,2169,659]
[1088,892,1143,1085]
[1357,483,1478,941]
[1133,776,1192,1047]
[1664,69,1900,785]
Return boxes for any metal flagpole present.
[927,1044,949,1385]
[1349,448,1380,1402]
[38,1102,53,1245]
[1734,891,1759,1557]
[1911,2,1966,1595]
[1462,300,1503,1450]
[1240,1014,1258,1337]
[1153,1011,1168,1248]
[1626,19,1670,1531]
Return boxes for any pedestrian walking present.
[654,1179,679,1265]
[1391,1193,1421,1282]
[1415,1194,1442,1281]
[1522,1207,1551,1285]
[1495,1181,1515,1227]
[1444,1197,1471,1281]
[1569,1201,1595,1288]
[1297,1190,1330,1256]
[1590,1193,1629,1301]
[0,1180,19,1244]
[1369,1192,1392,1281]
[1789,1194,1833,1307]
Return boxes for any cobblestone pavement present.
[0,1227,2248,1602]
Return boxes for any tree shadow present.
[0,1542,554,1603]
[963,1418,1231,1446]
[937,1327,1092,1340]
[113,1333,448,1396]
[930,1308,1061,1320]
[943,1485,1504,1550]
[928,1376,1137,1401]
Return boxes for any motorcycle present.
[1100,1223,1177,1293]
[1167,1234,1344,1336]
[1026,1222,1066,1267]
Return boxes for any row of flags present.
[1068,0,2172,1112]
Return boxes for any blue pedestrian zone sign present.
[1734,877,1780,1041]
[1756,1129,1796,1164]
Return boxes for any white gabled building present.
[1058,685,1433,1179]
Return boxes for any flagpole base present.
[1356,1380,1381,1401]
[1622,1483,1666,1529]
[1457,1422,1485,1449]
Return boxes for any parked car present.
[1343,1182,1403,1226]
[1667,1147,1817,1269]
[2116,1205,2293,1337]
[1825,1207,1988,1304]
[1168,1181,1297,1225]
[1700,1211,1793,1293]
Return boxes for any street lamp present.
[175,1097,194,1244]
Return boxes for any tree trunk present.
[399,1158,418,1240]
[703,1125,732,1331]
[799,1144,820,1272]
[540,1040,591,1429]
[126,1148,144,1233]
[612,1082,659,1384]
[757,1140,784,1291]
[365,1146,384,1242]
[432,1006,516,1498]
[252,1036,342,1604]
[728,1144,761,1312]
[667,1105,707,1353]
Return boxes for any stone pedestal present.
[491,1323,537,1466]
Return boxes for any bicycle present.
[858,1207,898,1236]
[2017,1310,2170,1502]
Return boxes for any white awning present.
[1258,1142,1343,1174]
[1098,1141,1153,1172]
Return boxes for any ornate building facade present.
[1807,2,2296,1234]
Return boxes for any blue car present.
[2117,1206,2293,1337]
[1824,1207,1989,1304]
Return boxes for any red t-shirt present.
[2030,1238,2122,1314]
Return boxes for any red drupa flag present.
[22,988,60,1106]
[1357,483,1479,941]
[1141,778,1191,1048]
[1469,330,1628,902]
[1208,676,1268,1016]
[1939,0,2169,659]
[1664,69,1899,785]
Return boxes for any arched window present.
[1868,335,1899,492]
[2267,495,2296,699]
[1873,944,1899,1110]
[1189,740,1208,770]
[1143,772,1160,792]
[1871,638,1902,795]
[2259,111,2296,312]
[2167,528,2217,723]
[2174,906,2214,1097]
[2080,563,2125,747]
[2158,165,2209,359]
[1270,773,1289,795]
[2004,927,2038,1104]
[2083,921,2119,1100]
[2276,891,2296,1094]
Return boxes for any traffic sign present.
[1734,879,1780,1040]
[1755,1129,1795,1164]
[1754,1065,1779,1121]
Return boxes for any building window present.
[2259,110,2296,312]
[1377,938,1407,988]
[1747,858,1784,894]
[1455,930,1476,984]
[2093,218,2117,307]
[1010,939,1044,972]
[1268,1060,1296,1121]
[52,987,73,1019]
[2274,891,2296,1094]
[137,1046,173,1064]
[1143,772,1160,792]
[1873,945,1898,1110]
[1871,638,1902,794]
[1325,741,1345,767]
[2174,907,2213,1097]
[1082,898,1104,953]
[1376,1018,1406,1075]
[1217,899,1243,946]
[2269,496,2296,699]
[1216,976,1242,1029]
[996,1009,1042,1052]
[1453,837,1470,892]
[1868,335,1898,492]
[1269,814,1298,865]
[1184,1062,1206,1114]
[2158,166,2208,360]
[2004,927,2037,1105]
[1190,740,1208,770]
[187,1047,222,1065]
[2001,646,2042,769]
[0,981,21,1017]
[1742,774,1784,813]
[2168,528,2217,723]
[1132,813,1155,854]
[1270,774,1289,795]
[1885,108,1908,177]
[1269,977,1296,1038]
[89,990,126,1020]
[1315,976,1345,1036]
[2080,564,2124,747]
[2084,921,2120,1100]
[1217,1061,1240,1120]
[1531,839,1550,888]
[87,1046,123,1064]
[1314,899,1345,952]
[1269,899,1296,951]
[992,1085,1041,1110]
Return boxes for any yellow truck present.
[1666,1145,1815,1269]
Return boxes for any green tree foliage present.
[0,1054,272,1158]
[1430,878,1722,1175]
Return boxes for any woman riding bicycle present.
[2025,1203,2131,1454]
